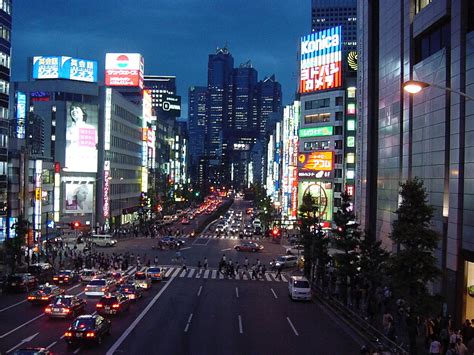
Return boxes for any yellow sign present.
[35,188,42,201]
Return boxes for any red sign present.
[300,61,342,93]
[103,163,110,218]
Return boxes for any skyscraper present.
[188,86,207,185]
[232,62,258,131]
[357,0,474,323]
[257,75,282,139]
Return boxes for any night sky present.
[12,0,309,114]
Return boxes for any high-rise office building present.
[0,0,11,241]
[257,75,282,139]
[188,86,207,186]
[357,0,474,323]
[232,62,258,131]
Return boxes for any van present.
[87,234,117,247]
[163,215,174,224]
[288,276,312,301]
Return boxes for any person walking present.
[197,260,202,275]
[276,264,283,280]
[244,257,249,271]
[154,256,159,265]
[204,257,208,270]
[182,258,187,271]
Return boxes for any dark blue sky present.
[12,0,309,114]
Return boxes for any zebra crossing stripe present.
[164,268,173,278]
[281,275,288,282]
[187,269,195,278]
[179,269,187,277]
[171,268,181,278]
[265,273,272,281]
[211,270,217,279]
[203,270,210,279]
[235,273,240,280]
[242,273,248,280]
[195,270,201,278]
[219,272,224,279]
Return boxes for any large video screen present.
[65,102,98,173]
[63,178,94,214]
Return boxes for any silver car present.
[270,255,298,268]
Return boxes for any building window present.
[335,112,343,121]
[305,98,330,110]
[335,96,344,106]
[304,113,330,124]
[303,140,331,151]
[334,183,342,192]
[347,87,356,98]
[347,103,356,115]
[346,153,355,164]
[347,120,355,131]
[346,170,355,179]
[335,154,343,164]
[334,169,343,178]
[414,21,450,63]
[415,0,432,14]
[347,136,355,147]
[334,198,342,207]
[334,126,343,135]
[335,140,343,149]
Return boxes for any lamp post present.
[403,80,474,101]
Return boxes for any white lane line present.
[67,284,81,291]
[45,341,57,350]
[220,248,232,251]
[287,317,299,336]
[197,286,203,297]
[73,348,80,354]
[6,331,40,353]
[0,299,27,313]
[203,270,210,279]
[235,287,239,298]
[187,269,195,278]
[270,288,278,299]
[180,247,191,251]
[238,315,243,334]
[184,313,194,332]
[0,313,44,339]
[105,274,177,355]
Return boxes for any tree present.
[388,177,440,316]
[299,192,319,278]
[332,192,361,304]
[5,215,29,272]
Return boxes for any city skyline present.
[11,0,308,114]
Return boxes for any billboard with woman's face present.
[65,102,98,173]
[63,178,94,214]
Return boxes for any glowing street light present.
[403,80,474,101]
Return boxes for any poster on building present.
[300,26,342,93]
[65,102,98,173]
[63,178,94,214]
[298,151,333,179]
[298,181,333,221]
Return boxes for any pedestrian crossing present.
[161,266,288,283]
[181,234,260,240]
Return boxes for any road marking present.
[235,287,239,298]
[67,284,81,291]
[238,315,243,334]
[45,341,57,350]
[219,272,224,279]
[271,288,278,299]
[184,313,194,332]
[220,248,232,251]
[197,286,203,297]
[287,317,299,336]
[187,269,195,278]
[211,270,217,279]
[242,273,248,280]
[73,348,81,354]
[195,270,201,278]
[171,268,181,278]
[180,247,191,251]
[0,299,27,313]
[281,275,288,282]
[265,273,272,281]
[235,273,240,280]
[179,269,187,277]
[203,270,210,278]
[106,273,176,355]
[164,268,174,278]
[6,331,40,353]
[0,313,44,339]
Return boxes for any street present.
[0,200,363,354]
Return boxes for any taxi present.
[45,295,87,318]
[27,284,64,304]
[133,271,152,290]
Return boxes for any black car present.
[13,348,51,355]
[117,284,143,301]
[27,263,54,283]
[157,236,185,249]
[45,295,87,318]
[7,274,38,292]
[64,314,111,346]
[52,270,79,285]
[96,293,131,315]
[27,284,64,304]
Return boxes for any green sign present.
[299,126,333,138]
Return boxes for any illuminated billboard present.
[65,102,98,173]
[63,178,94,214]
[298,151,333,179]
[105,53,144,88]
[298,181,333,221]
[32,56,98,82]
[16,92,26,139]
[103,161,111,218]
[156,94,181,117]
[299,126,333,138]
[300,26,342,93]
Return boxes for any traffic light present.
[70,221,80,230]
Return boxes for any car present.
[234,242,264,252]
[96,293,131,315]
[27,284,64,304]
[116,283,143,301]
[252,219,262,228]
[288,276,312,301]
[106,271,127,285]
[270,255,298,269]
[215,224,228,233]
[80,269,103,284]
[287,235,301,245]
[246,207,253,215]
[229,224,240,234]
[6,273,38,292]
[52,270,80,285]
[254,225,262,235]
[45,295,87,318]
[243,228,253,237]
[27,263,54,283]
[146,266,164,281]
[13,348,51,355]
[133,272,152,290]
[286,244,304,256]
[64,314,111,346]
[84,279,116,297]
[158,236,185,249]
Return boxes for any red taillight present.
[45,307,52,313]
[64,308,71,313]
[27,296,35,300]
[101,288,106,292]
[86,332,95,338]
[64,332,73,337]
[112,303,120,309]
[53,277,59,280]
[41,296,49,300]
[64,277,69,281]
[156,274,161,278]
[96,303,103,308]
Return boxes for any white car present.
[80,269,103,284]
[215,223,228,233]
[286,244,304,256]
[252,219,262,228]
[270,255,298,269]
[84,278,116,297]
[288,276,312,301]
[133,272,152,290]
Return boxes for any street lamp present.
[403,80,474,101]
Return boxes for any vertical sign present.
[16,92,26,139]
[104,88,112,151]
[103,161,110,218]
[34,160,43,243]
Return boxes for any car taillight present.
[101,288,106,292]
[86,332,95,338]
[112,303,120,309]
[96,303,103,308]
[64,332,73,337]
[156,274,161,278]
[63,308,71,313]
[28,296,35,300]
[45,307,52,313]
[53,277,59,280]
[41,296,49,300]
[64,277,69,281]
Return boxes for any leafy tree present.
[5,215,29,272]
[332,192,361,304]
[388,177,440,316]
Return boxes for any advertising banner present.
[105,53,144,88]
[32,56,98,82]
[16,92,26,139]
[103,161,110,218]
[299,126,333,138]
[298,181,333,221]
[298,151,333,179]
[300,26,342,93]
[63,178,94,214]
[65,102,98,173]
[156,94,181,117]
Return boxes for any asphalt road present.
[0,199,363,354]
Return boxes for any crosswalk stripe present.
[171,268,181,278]
[187,269,195,278]
[203,270,210,279]
[281,274,288,282]
[195,270,201,278]
[211,270,217,279]
[265,273,272,281]
[164,268,173,278]
[242,273,248,280]
[219,272,224,279]
[179,269,187,277]
[235,273,240,280]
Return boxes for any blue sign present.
[47,220,55,229]
[32,56,98,83]
[16,92,26,139]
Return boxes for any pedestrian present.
[429,336,441,355]
[244,257,249,270]
[204,257,208,270]
[251,265,257,280]
[182,258,187,271]
[197,260,202,274]
[276,264,283,280]
[456,337,468,355]
[154,256,159,265]
[261,264,266,278]
[222,254,227,263]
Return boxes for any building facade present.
[356,0,474,323]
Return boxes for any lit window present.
[347,103,356,115]
[347,136,355,147]
[346,170,355,179]
[347,120,355,131]
[346,153,355,164]
[347,87,356,98]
